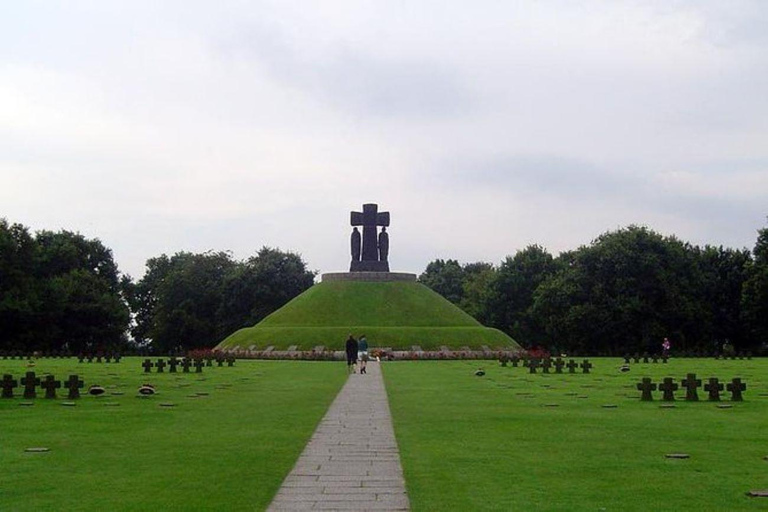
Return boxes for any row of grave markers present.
[2,372,84,399]
[637,374,746,401]
[501,357,594,374]
[141,356,235,373]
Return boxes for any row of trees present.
[2,216,767,355]
[420,224,768,355]
[0,218,315,354]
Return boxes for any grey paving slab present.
[268,362,409,512]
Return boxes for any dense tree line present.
[0,218,315,354]
[3,216,767,356]
[420,224,768,356]
[0,219,129,353]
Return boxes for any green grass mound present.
[217,281,518,351]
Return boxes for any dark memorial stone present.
[659,378,679,401]
[168,358,179,373]
[142,359,154,373]
[541,359,551,373]
[580,360,593,374]
[637,378,656,401]
[65,375,84,399]
[528,359,538,374]
[41,375,61,399]
[226,355,235,367]
[88,385,106,396]
[704,377,723,401]
[155,359,167,373]
[566,360,578,374]
[553,358,565,374]
[350,203,390,272]
[194,359,204,373]
[681,373,701,401]
[181,358,191,373]
[21,372,40,399]
[727,378,746,401]
[2,374,18,398]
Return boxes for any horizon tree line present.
[1,217,767,355]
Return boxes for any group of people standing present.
[345,334,369,374]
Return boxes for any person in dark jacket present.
[345,334,358,373]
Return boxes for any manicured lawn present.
[383,358,768,511]
[0,358,347,511]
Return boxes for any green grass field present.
[218,281,517,351]
[0,358,346,511]
[383,358,768,511]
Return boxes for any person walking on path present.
[662,337,671,357]
[358,334,369,374]
[345,334,358,374]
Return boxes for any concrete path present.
[268,361,410,511]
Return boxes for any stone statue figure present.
[351,227,361,262]
[378,227,389,262]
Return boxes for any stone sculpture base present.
[350,260,390,272]
[322,272,417,283]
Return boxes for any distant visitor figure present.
[662,338,671,357]
[345,334,358,374]
[351,227,361,262]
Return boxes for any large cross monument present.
[350,203,390,272]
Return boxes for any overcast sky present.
[2,1,767,279]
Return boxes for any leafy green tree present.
[418,259,464,304]
[459,262,496,324]
[532,226,708,355]
[485,245,558,347]
[0,220,39,351]
[742,223,768,350]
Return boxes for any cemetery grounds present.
[384,357,768,511]
[2,356,767,510]
[0,358,346,511]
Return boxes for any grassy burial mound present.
[217,280,519,351]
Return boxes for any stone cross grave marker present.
[65,375,84,399]
[114,355,122,363]
[511,355,520,367]
[226,355,235,367]
[205,356,213,367]
[2,374,18,398]
[194,359,204,373]
[155,359,167,373]
[658,377,679,401]
[580,360,593,374]
[704,377,723,401]
[528,359,539,374]
[541,359,552,373]
[624,355,631,364]
[182,358,191,373]
[681,373,701,401]
[142,359,154,373]
[41,375,61,399]
[216,358,224,367]
[566,360,578,374]
[104,355,112,363]
[553,358,565,374]
[21,371,40,399]
[727,378,746,401]
[168,358,179,373]
[637,378,656,401]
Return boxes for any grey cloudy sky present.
[1,1,767,278]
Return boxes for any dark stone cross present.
[528,359,539,374]
[511,356,520,367]
[637,377,656,401]
[350,203,390,272]
[566,360,578,374]
[142,359,154,373]
[623,355,631,364]
[704,377,723,401]
[553,358,565,374]
[155,359,167,373]
[194,359,204,373]
[205,357,213,367]
[681,373,701,401]
[41,375,61,399]
[727,378,746,401]
[168,358,179,373]
[21,371,41,399]
[65,375,84,399]
[217,358,224,367]
[1,374,18,398]
[658,378,679,401]
[181,358,191,373]
[541,359,552,374]
[226,355,235,367]
[580,360,593,374]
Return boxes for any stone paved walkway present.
[267,361,410,511]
